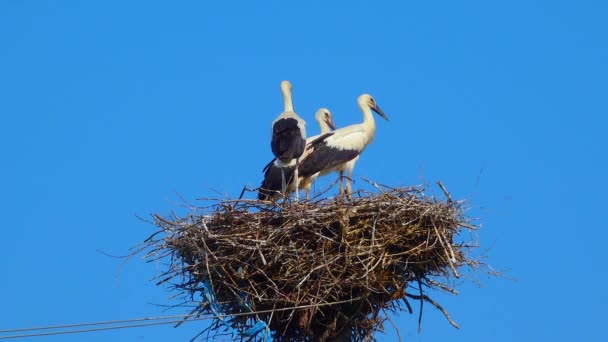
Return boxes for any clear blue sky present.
[1,1,607,341]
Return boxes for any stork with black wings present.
[270,80,306,201]
[298,94,389,199]
[260,108,337,201]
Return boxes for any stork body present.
[270,80,306,201]
[259,109,336,201]
[299,94,389,199]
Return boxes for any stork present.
[298,94,388,200]
[259,108,336,201]
[271,80,306,201]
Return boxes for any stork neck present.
[360,106,377,134]
[282,90,294,112]
[317,119,329,134]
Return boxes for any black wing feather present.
[271,118,305,161]
[258,159,296,200]
[299,142,360,178]
[259,132,336,200]
[306,132,334,151]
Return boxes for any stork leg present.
[338,170,345,199]
[293,158,300,202]
[280,168,287,198]
[346,169,353,200]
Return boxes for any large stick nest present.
[142,181,483,341]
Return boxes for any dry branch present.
[141,182,485,341]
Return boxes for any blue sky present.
[1,0,607,341]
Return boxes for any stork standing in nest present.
[299,94,389,199]
[260,108,336,201]
[271,80,306,201]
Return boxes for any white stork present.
[259,108,336,201]
[270,80,307,201]
[298,94,388,199]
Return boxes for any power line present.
[0,319,205,340]
[0,298,359,339]
[0,300,241,334]
[0,313,197,334]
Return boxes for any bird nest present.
[141,181,484,341]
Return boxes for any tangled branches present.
[142,181,484,341]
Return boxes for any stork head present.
[358,94,389,121]
[280,80,293,94]
[315,108,337,131]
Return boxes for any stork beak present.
[372,104,389,121]
[326,117,337,131]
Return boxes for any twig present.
[432,224,460,278]
[402,297,413,314]
[417,279,423,333]
[436,181,453,204]
[425,278,458,295]
[384,308,402,342]
[406,292,460,330]
[257,243,267,266]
